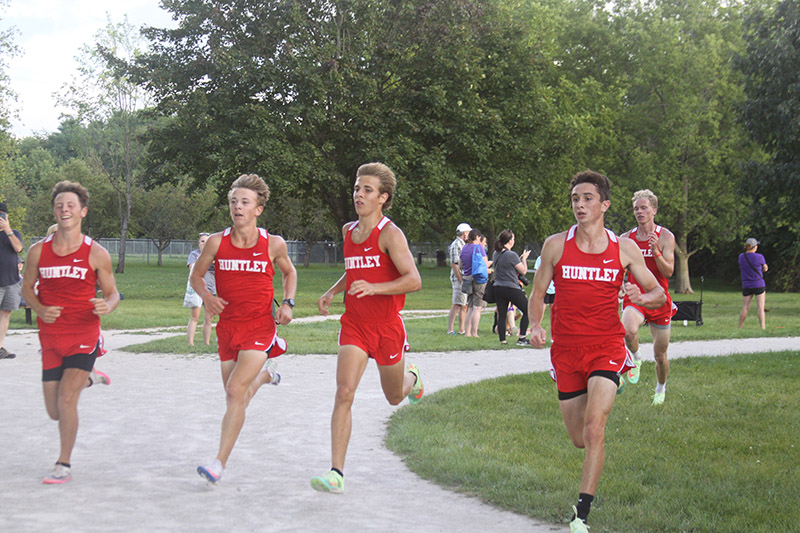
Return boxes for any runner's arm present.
[621,238,666,309]
[652,228,675,278]
[528,234,564,348]
[90,242,120,315]
[270,234,297,325]
[190,233,227,315]
[20,243,63,323]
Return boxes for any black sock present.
[575,493,594,520]
[56,461,71,468]
[331,468,343,478]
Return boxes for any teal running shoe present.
[569,506,589,533]
[407,364,423,404]
[627,359,641,385]
[652,392,665,405]
[311,470,344,494]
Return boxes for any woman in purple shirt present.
[738,238,768,329]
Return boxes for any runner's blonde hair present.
[631,189,658,209]
[228,174,270,207]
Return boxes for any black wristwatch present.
[282,298,295,308]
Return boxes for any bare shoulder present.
[90,239,112,260]
[620,228,632,239]
[619,237,644,266]
[379,220,410,249]
[659,226,676,242]
[541,231,567,264]
[544,231,567,249]
[27,240,43,256]
[89,239,113,269]
[342,221,356,239]
[268,232,287,246]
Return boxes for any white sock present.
[655,382,666,394]
[631,350,641,362]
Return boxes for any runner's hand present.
[41,306,63,323]
[625,282,644,305]
[203,294,227,316]
[275,304,293,325]
[348,280,376,298]
[90,297,112,316]
[318,291,334,316]
[529,325,547,348]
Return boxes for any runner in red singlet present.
[311,162,422,494]
[620,189,676,405]
[527,171,665,532]
[190,173,297,484]
[22,181,120,485]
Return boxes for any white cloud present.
[2,0,176,137]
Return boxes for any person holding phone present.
[0,202,23,360]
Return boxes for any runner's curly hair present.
[51,181,90,208]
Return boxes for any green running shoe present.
[569,506,589,533]
[616,375,626,395]
[311,470,344,494]
[627,359,641,384]
[407,364,423,404]
[652,392,665,405]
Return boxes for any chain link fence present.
[84,238,451,266]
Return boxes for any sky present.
[1,0,176,138]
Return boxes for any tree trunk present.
[673,242,693,294]
[156,240,170,267]
[673,172,694,294]
[304,240,314,268]
[116,190,132,274]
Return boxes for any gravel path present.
[1,328,797,533]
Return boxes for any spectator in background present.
[0,202,23,360]
[184,232,216,346]
[492,229,531,345]
[460,228,489,337]
[447,223,471,335]
[738,237,768,330]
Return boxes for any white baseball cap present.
[456,223,472,234]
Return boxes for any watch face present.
[284,299,295,307]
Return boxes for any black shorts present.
[544,293,555,305]
[42,343,99,382]
[742,287,765,297]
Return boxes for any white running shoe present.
[43,463,72,485]
[265,359,281,385]
[197,458,223,484]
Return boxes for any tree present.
[737,0,800,290]
[609,0,755,293]
[134,0,564,245]
[58,15,153,273]
[133,181,207,265]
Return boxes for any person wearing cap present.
[447,222,471,335]
[738,237,768,329]
[0,201,23,360]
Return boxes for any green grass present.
[385,351,800,532]
[13,260,799,349]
